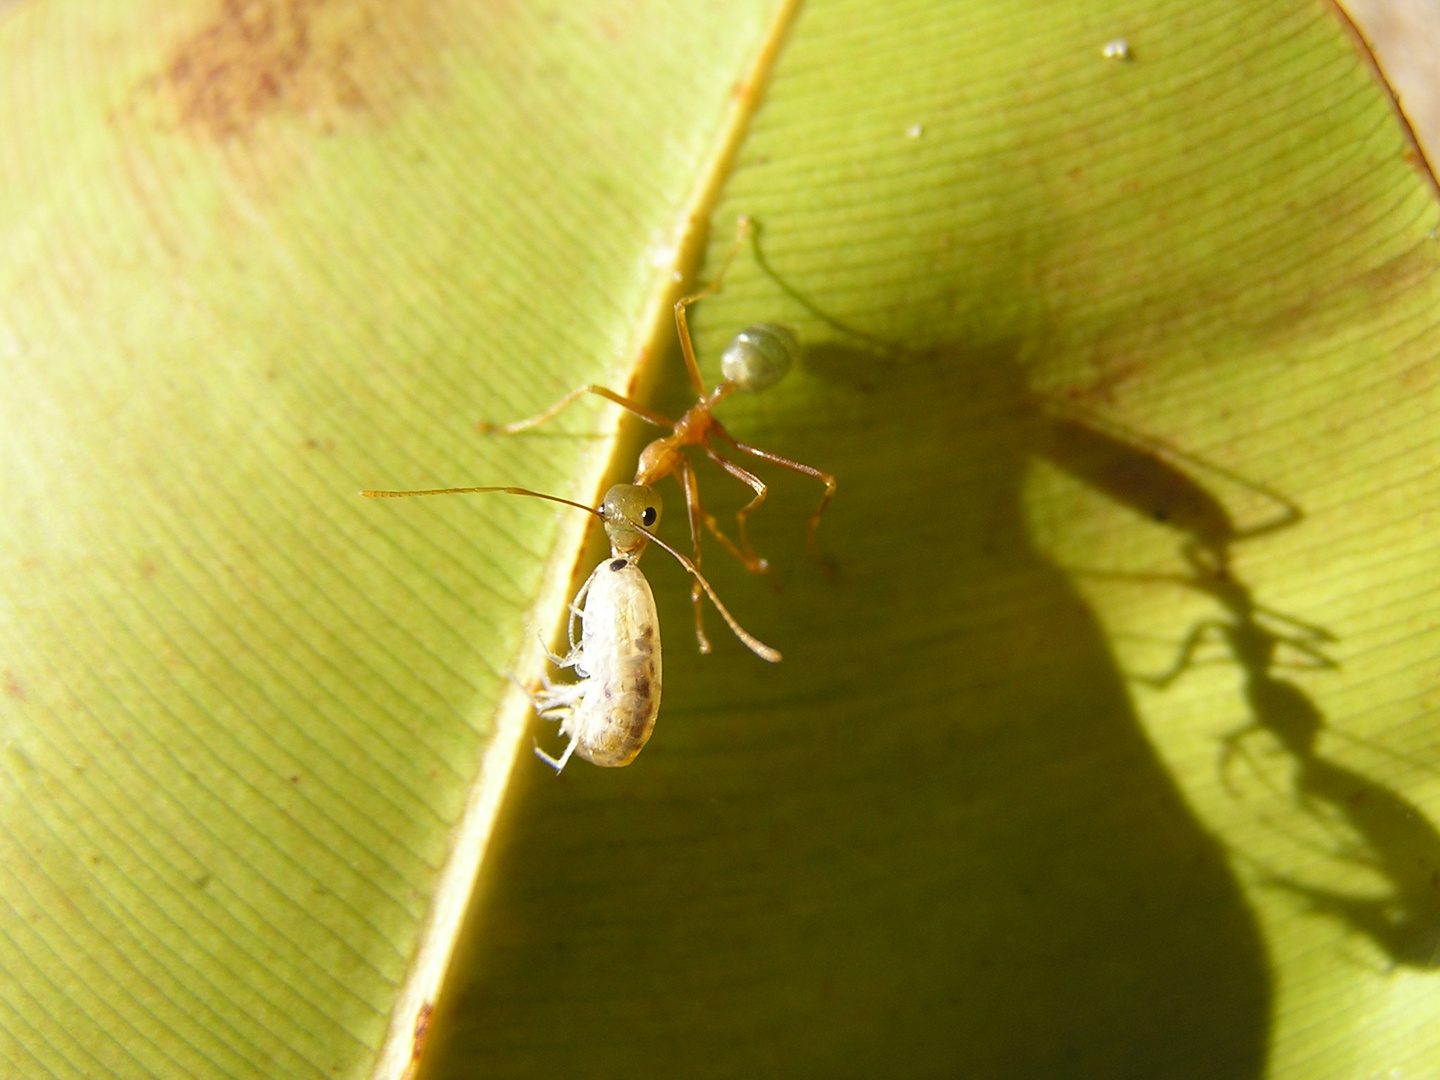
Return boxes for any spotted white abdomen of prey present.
[534,554,662,771]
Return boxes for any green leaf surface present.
[2,1,1438,1079]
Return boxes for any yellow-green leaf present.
[2,1,1437,1079]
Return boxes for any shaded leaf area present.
[427,0,1440,1077]
[439,352,1271,1078]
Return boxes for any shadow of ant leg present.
[1261,873,1435,971]
[1215,720,1316,802]
[1179,537,1232,577]
[1249,604,1339,671]
[1249,601,1335,641]
[1287,755,1440,970]
[1137,619,1231,688]
[1217,722,1266,796]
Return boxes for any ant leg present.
[676,458,715,654]
[673,217,752,394]
[699,443,775,580]
[480,385,674,434]
[634,520,782,663]
[712,424,836,568]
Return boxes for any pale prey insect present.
[361,482,779,772]
[479,218,835,655]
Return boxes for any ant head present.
[599,484,662,555]
[721,324,797,393]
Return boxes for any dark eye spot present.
[642,507,657,526]
[609,558,628,571]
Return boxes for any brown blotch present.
[161,0,449,140]
[398,1000,434,1080]
[1260,240,1438,344]
[412,1000,433,1059]
[3,672,23,701]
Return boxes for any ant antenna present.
[361,484,781,662]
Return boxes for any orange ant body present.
[481,219,835,653]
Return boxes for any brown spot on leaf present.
[4,672,23,701]
[412,1001,433,1058]
[399,1000,434,1080]
[1260,240,1438,344]
[162,0,449,140]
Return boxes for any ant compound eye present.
[721,324,798,393]
[600,484,662,556]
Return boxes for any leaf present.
[0,0,788,1076]
[2,2,1438,1080]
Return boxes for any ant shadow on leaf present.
[1046,412,1440,972]
[752,219,1440,971]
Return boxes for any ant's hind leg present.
[480,385,674,434]
[673,217,752,394]
[700,444,776,581]
[715,426,836,572]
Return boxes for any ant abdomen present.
[721,324,798,393]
